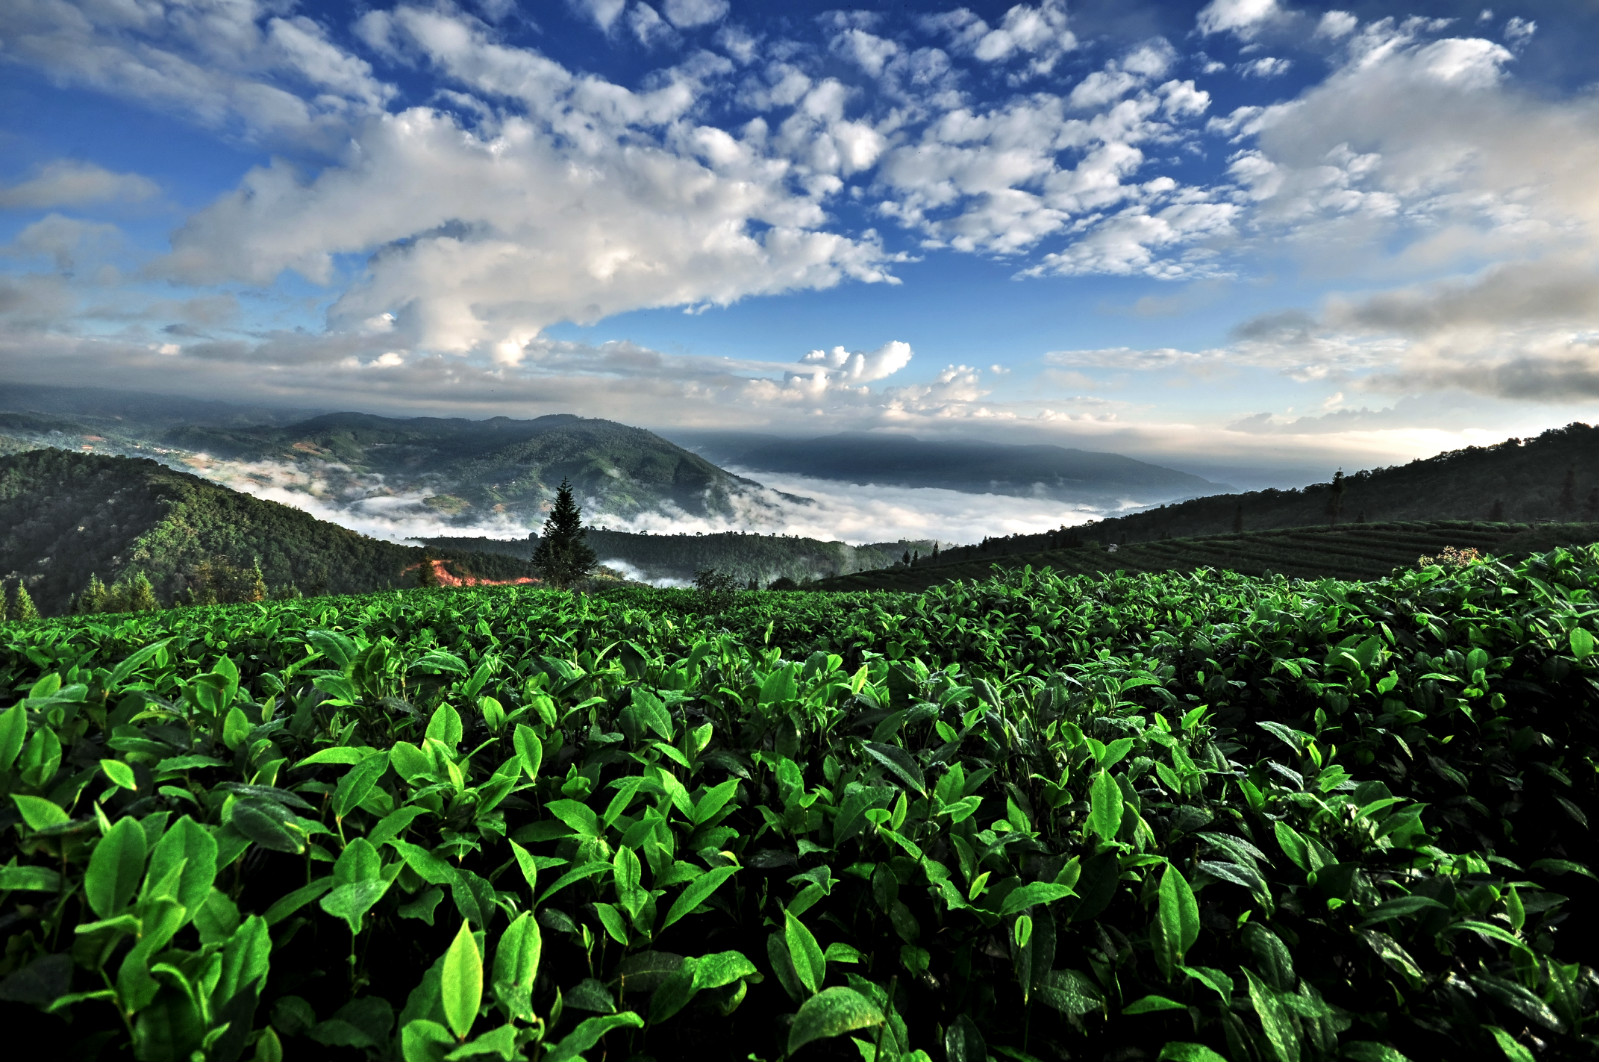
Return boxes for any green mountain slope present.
[818,519,1599,590]
[424,530,935,586]
[161,411,782,524]
[913,422,1599,572]
[0,449,525,615]
[0,398,792,527]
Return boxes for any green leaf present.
[12,794,69,831]
[0,703,25,772]
[692,950,757,990]
[1159,864,1200,965]
[1342,1043,1415,1062]
[104,761,141,792]
[1127,995,1188,1014]
[786,986,884,1056]
[1273,821,1311,872]
[543,1012,643,1062]
[1570,627,1595,662]
[1037,969,1103,1016]
[334,751,391,819]
[660,865,737,932]
[263,877,333,925]
[512,725,543,782]
[1244,968,1301,1062]
[544,799,600,841]
[0,864,61,891]
[1088,771,1123,844]
[106,638,174,688]
[1485,1028,1535,1062]
[998,882,1077,917]
[401,1018,455,1062]
[296,747,372,767]
[441,921,483,1040]
[86,816,147,919]
[759,665,798,707]
[785,909,826,996]
[444,1024,520,1061]
[490,912,541,1022]
[692,778,740,826]
[1158,1044,1229,1062]
[142,815,218,919]
[862,742,927,796]
[427,704,464,749]
[321,880,391,936]
[1359,894,1448,926]
[944,1014,986,1062]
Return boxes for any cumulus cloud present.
[798,340,915,384]
[1,0,393,151]
[0,161,160,210]
[661,0,728,29]
[1196,0,1282,40]
[5,216,122,271]
[921,0,1077,79]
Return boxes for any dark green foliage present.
[531,479,597,589]
[2,548,1596,1060]
[0,450,528,615]
[3,581,39,622]
[823,519,1599,592]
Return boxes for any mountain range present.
[666,429,1223,501]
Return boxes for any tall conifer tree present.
[532,479,597,589]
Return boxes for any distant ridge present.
[670,430,1222,502]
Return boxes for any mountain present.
[0,449,527,616]
[0,393,797,528]
[422,530,936,587]
[666,430,1222,502]
[891,422,1599,576]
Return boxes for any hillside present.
[0,449,526,615]
[671,429,1221,502]
[424,530,936,586]
[0,397,796,528]
[818,519,1599,590]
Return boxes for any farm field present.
[822,520,1599,592]
[1,547,1597,1061]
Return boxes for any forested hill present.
[932,422,1599,563]
[423,530,935,586]
[0,449,524,616]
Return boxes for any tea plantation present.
[1,546,1596,1061]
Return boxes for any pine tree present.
[532,479,597,590]
[128,572,158,612]
[1326,469,1345,527]
[1585,488,1599,522]
[1489,498,1505,521]
[418,549,440,588]
[11,583,39,623]
[1232,504,1244,534]
[1558,466,1577,513]
[248,561,267,603]
[931,542,939,559]
[78,573,108,614]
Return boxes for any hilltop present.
[0,449,526,615]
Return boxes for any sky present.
[1,0,1596,478]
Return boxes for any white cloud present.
[5,215,122,271]
[569,0,628,32]
[1315,11,1358,40]
[925,0,1077,79]
[1503,16,1535,48]
[0,161,160,210]
[1196,0,1282,39]
[662,0,728,29]
[1237,57,1291,78]
[1,0,393,151]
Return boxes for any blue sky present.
[1,0,1595,474]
